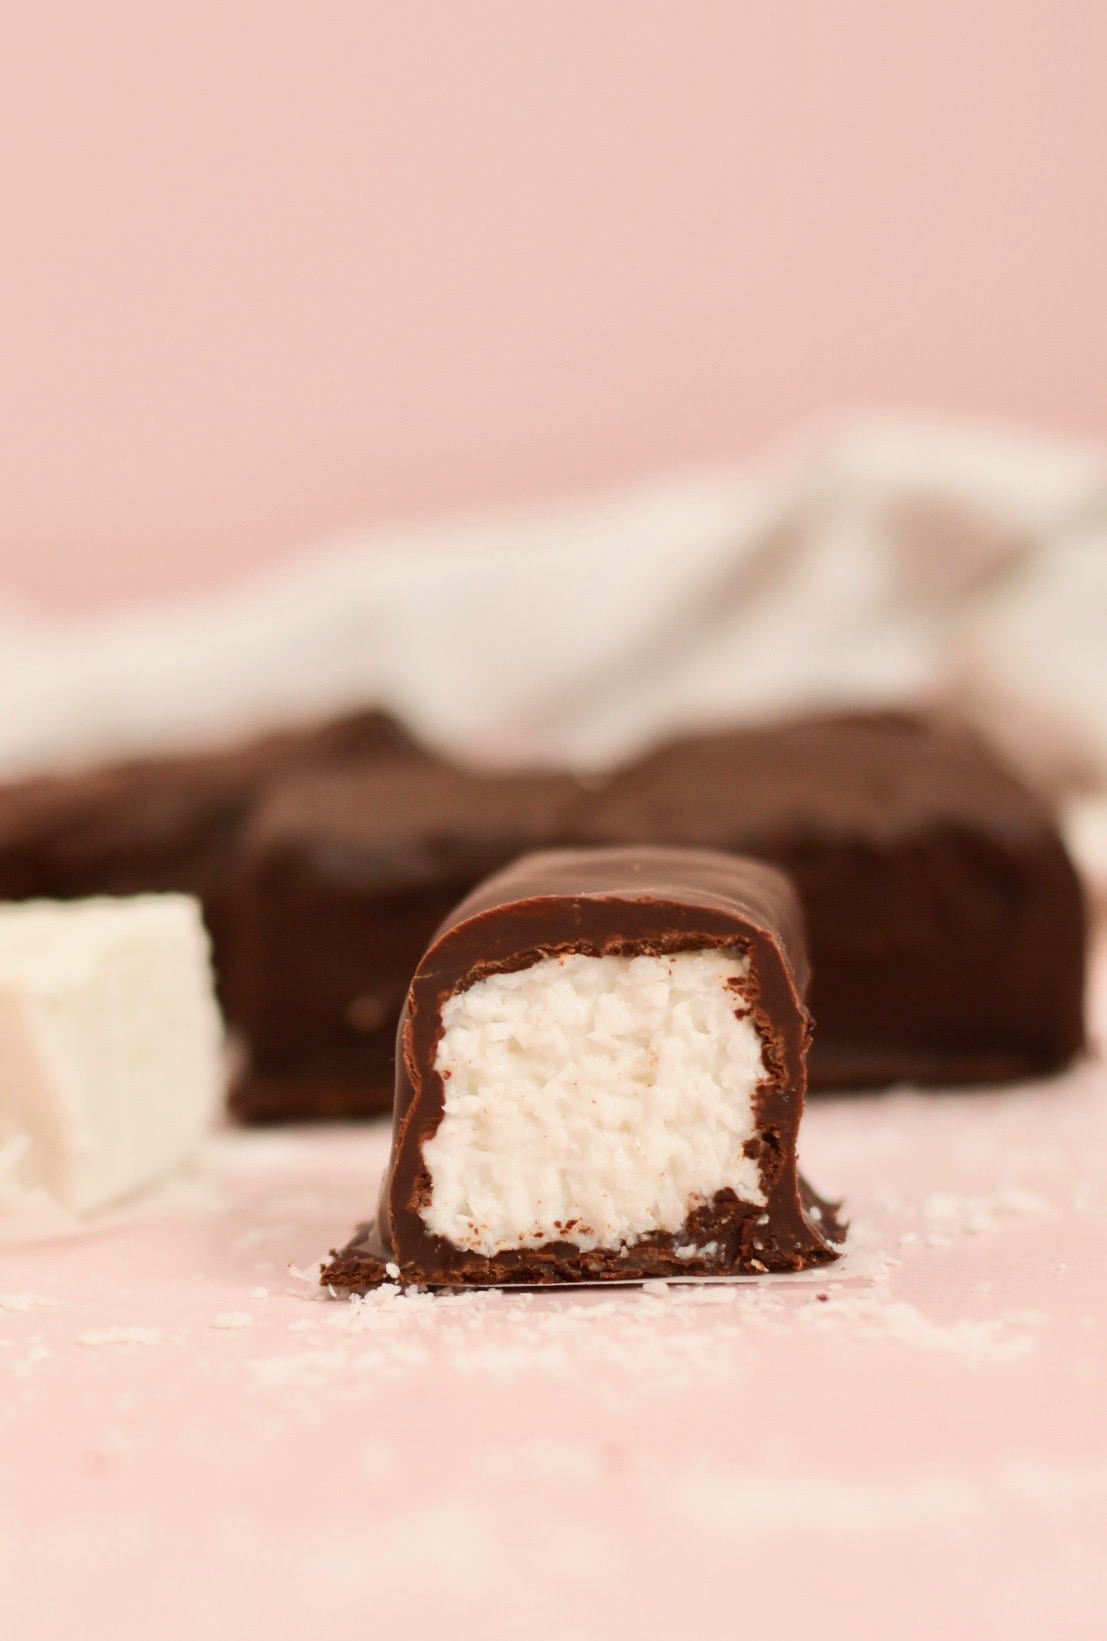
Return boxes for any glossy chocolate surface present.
[323,845,842,1290]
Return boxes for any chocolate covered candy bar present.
[323,845,841,1290]
[228,762,593,1122]
[0,710,416,1002]
[581,714,1087,1089]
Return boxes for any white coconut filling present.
[0,895,223,1216]
[422,947,767,1257]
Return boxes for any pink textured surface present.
[2,3,1106,606]
[2,937,1105,1639]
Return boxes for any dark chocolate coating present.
[577,714,1088,1088]
[239,712,1088,1122]
[322,845,841,1291]
[228,761,593,1121]
[0,710,417,1006]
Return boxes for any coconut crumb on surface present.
[0,1292,67,1312]
[75,1327,166,1348]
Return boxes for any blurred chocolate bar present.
[0,710,418,996]
[229,710,1086,1123]
[583,713,1087,1089]
[227,760,593,1121]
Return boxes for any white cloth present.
[0,416,1105,876]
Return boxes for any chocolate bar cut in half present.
[228,761,594,1122]
[322,845,842,1290]
[581,714,1087,1090]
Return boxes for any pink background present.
[2,2,1106,608]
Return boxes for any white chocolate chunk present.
[423,948,765,1257]
[0,896,223,1216]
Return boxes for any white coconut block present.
[0,896,223,1217]
[423,948,766,1257]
